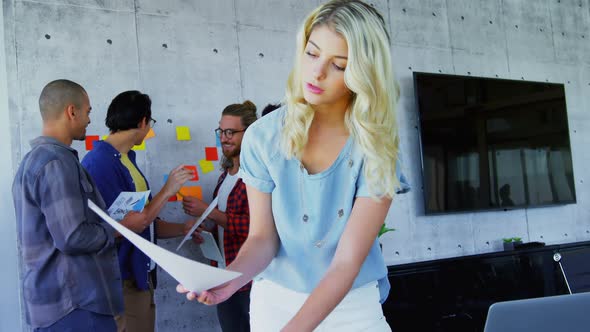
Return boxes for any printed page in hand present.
[89,199,240,292]
[107,190,150,221]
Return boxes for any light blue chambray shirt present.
[239,107,410,303]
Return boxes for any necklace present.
[298,151,353,248]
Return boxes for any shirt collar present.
[30,136,79,158]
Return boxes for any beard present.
[222,145,241,159]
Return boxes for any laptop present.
[484,292,590,332]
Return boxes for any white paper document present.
[200,231,225,268]
[88,199,241,293]
[107,191,150,221]
[176,196,219,251]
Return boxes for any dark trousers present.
[35,309,116,332]
[217,289,251,332]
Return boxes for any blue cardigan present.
[82,140,155,290]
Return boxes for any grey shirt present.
[12,136,123,328]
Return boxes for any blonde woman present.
[178,0,408,330]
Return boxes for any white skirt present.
[249,279,391,332]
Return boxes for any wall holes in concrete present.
[432,12,436,17]
[515,25,518,29]
[438,69,442,73]
[564,233,568,237]
[45,34,51,39]
[167,119,173,124]
[486,241,490,245]
[258,53,264,58]
[162,43,168,48]
[458,244,462,248]
[213,48,218,54]
[461,16,464,20]
[427,247,431,251]
[467,71,471,75]
[540,28,544,32]
[395,251,400,255]
[107,39,112,45]
[540,235,544,239]
[489,20,493,24]
[408,66,412,70]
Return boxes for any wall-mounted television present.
[413,72,576,214]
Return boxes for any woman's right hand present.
[176,281,236,305]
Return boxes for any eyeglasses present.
[149,118,157,127]
[215,128,246,139]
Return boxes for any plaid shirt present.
[213,171,251,292]
[12,137,123,328]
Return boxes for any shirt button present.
[348,160,354,168]
[302,214,309,222]
[338,209,344,218]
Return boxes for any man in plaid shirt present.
[183,100,257,332]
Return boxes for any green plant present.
[503,237,522,243]
[378,224,395,237]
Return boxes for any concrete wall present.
[2,0,590,331]
[0,2,23,332]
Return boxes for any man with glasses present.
[81,90,193,332]
[183,100,257,332]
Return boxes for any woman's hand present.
[176,281,236,305]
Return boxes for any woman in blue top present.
[179,1,405,330]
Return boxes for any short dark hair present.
[261,102,281,117]
[39,79,86,120]
[105,90,152,133]
[220,100,258,170]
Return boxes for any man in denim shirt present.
[12,80,126,331]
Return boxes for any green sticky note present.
[176,126,191,141]
[199,159,215,174]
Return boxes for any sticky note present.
[168,194,178,202]
[199,159,215,174]
[205,147,219,161]
[176,126,191,141]
[216,134,221,147]
[101,135,108,141]
[85,135,100,150]
[178,186,203,200]
[184,165,199,181]
[145,128,156,140]
[132,140,146,151]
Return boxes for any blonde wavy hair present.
[282,0,400,199]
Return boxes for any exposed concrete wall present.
[2,0,590,331]
[0,2,23,332]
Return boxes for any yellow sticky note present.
[176,126,191,141]
[178,186,203,200]
[132,140,146,151]
[101,135,108,140]
[199,159,215,174]
[145,128,156,140]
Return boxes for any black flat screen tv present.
[413,72,576,214]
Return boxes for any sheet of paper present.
[200,231,225,268]
[88,200,240,292]
[107,191,150,221]
[176,196,219,251]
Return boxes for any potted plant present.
[503,237,523,250]
[378,224,395,251]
